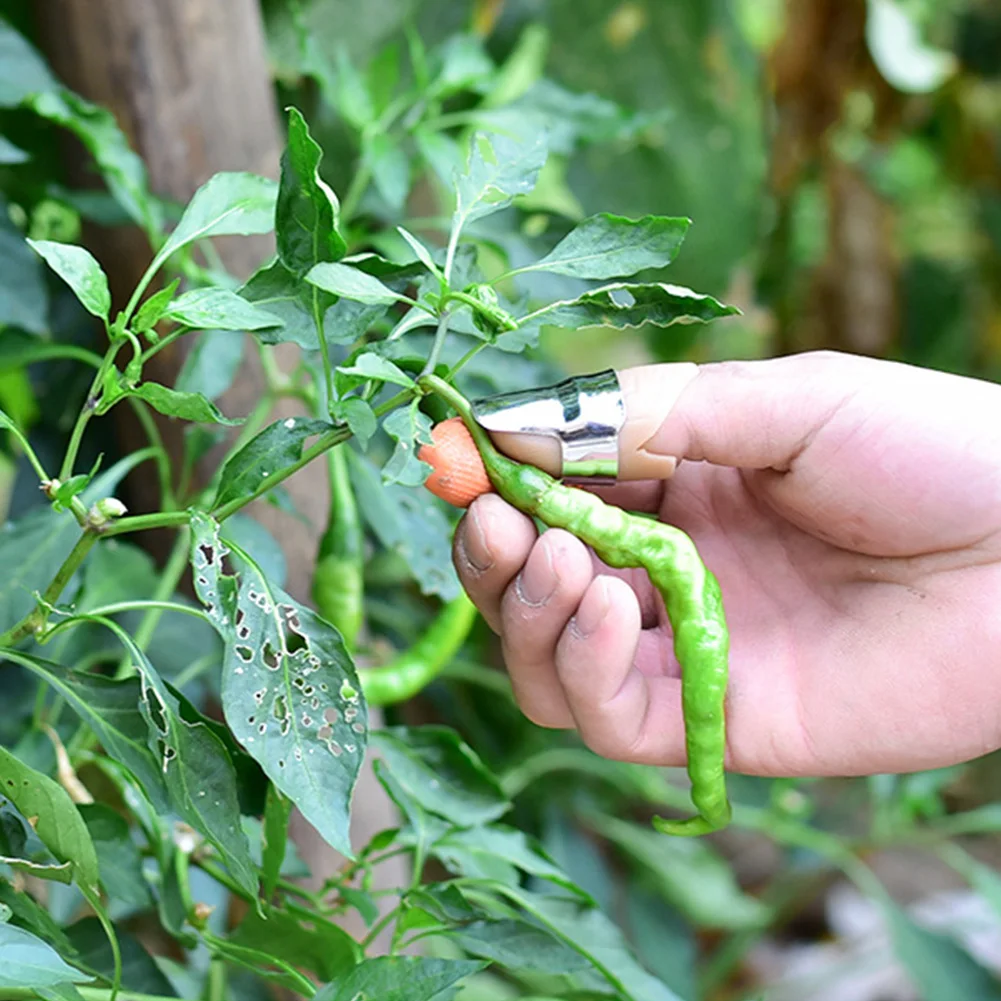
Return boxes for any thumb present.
[489,354,860,479]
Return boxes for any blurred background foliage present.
[4,1,1001,999]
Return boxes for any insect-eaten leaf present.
[190,512,368,859]
[381,404,433,487]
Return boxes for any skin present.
[452,351,1001,778]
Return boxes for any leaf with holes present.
[0,746,99,893]
[87,625,257,897]
[212,417,332,511]
[190,511,367,858]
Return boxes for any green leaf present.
[126,382,241,425]
[164,287,282,331]
[132,279,180,334]
[337,352,415,388]
[396,227,443,277]
[314,956,485,1001]
[347,450,460,600]
[593,814,768,929]
[154,171,277,270]
[230,907,360,982]
[0,880,76,959]
[331,48,375,131]
[525,281,739,331]
[222,514,288,590]
[0,134,29,164]
[512,214,691,280]
[882,899,1001,1001]
[26,89,157,235]
[0,923,83,988]
[175,330,245,402]
[307,261,410,305]
[277,107,347,275]
[449,919,591,975]
[0,203,47,334]
[0,653,168,813]
[211,417,332,510]
[206,935,312,992]
[190,512,367,859]
[261,784,291,902]
[431,35,496,98]
[0,746,100,892]
[371,727,509,827]
[381,405,433,488]
[65,918,177,996]
[0,19,58,106]
[26,240,111,320]
[364,133,410,211]
[434,825,586,898]
[240,258,387,349]
[332,399,376,448]
[452,132,547,234]
[78,804,151,908]
[487,887,684,1001]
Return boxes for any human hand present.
[453,351,1001,777]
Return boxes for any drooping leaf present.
[175,330,245,402]
[452,131,547,238]
[230,907,359,982]
[0,653,168,812]
[126,382,241,425]
[0,746,100,892]
[261,784,291,901]
[211,417,332,511]
[306,261,410,306]
[347,450,460,600]
[511,214,690,280]
[313,956,485,1001]
[78,804,151,908]
[25,89,157,235]
[371,727,509,827]
[0,200,48,335]
[276,107,347,275]
[190,512,367,858]
[449,919,592,976]
[0,857,72,884]
[0,19,58,106]
[523,281,739,330]
[26,240,111,320]
[0,923,83,989]
[105,630,258,897]
[586,813,768,930]
[153,171,277,270]
[484,886,684,1001]
[883,899,1001,1001]
[164,287,282,331]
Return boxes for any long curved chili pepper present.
[358,591,478,706]
[418,373,731,836]
[312,445,365,649]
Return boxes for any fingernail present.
[462,505,494,573]
[516,538,557,606]
[572,577,610,638]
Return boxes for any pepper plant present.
[6,14,1001,1001]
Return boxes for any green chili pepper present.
[419,374,731,836]
[358,591,478,706]
[312,445,365,649]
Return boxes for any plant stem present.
[0,529,98,647]
[126,398,174,510]
[449,339,488,377]
[420,312,451,376]
[60,343,122,481]
[312,284,335,415]
[103,510,191,537]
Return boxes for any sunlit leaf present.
[306,262,410,306]
[164,287,282,331]
[26,240,110,320]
